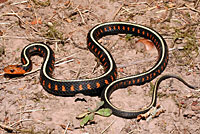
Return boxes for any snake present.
[102,74,196,118]
[4,22,171,118]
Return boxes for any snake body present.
[4,22,170,118]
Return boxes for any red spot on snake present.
[48,83,51,89]
[146,76,149,80]
[158,69,161,74]
[88,42,91,46]
[161,66,164,70]
[111,75,114,81]
[153,73,156,76]
[22,58,26,64]
[55,84,58,91]
[137,29,140,34]
[118,26,120,30]
[96,82,100,88]
[79,85,83,90]
[43,80,45,86]
[62,85,66,91]
[114,72,117,77]
[142,78,145,82]
[87,84,91,90]
[133,80,135,84]
[70,85,75,91]
[105,80,109,85]
[97,51,100,55]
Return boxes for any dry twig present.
[185,4,200,13]
[76,6,86,24]
[112,1,124,20]
[16,109,49,114]
[64,122,70,134]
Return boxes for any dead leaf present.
[136,39,155,51]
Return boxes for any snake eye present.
[10,69,15,73]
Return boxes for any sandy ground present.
[0,0,200,134]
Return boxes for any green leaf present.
[76,112,90,119]
[80,113,94,127]
[125,34,133,41]
[94,101,104,111]
[80,115,90,127]
[88,113,94,121]
[95,108,112,117]
[88,108,94,113]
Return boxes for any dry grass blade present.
[16,109,49,114]
[64,122,70,134]
[101,120,115,134]
[11,0,29,5]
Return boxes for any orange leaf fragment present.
[31,18,42,25]
[119,68,124,72]
[60,124,72,130]
[65,18,72,23]
[27,4,32,8]
[136,39,155,51]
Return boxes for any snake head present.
[3,65,26,75]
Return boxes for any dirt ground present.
[0,0,200,134]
